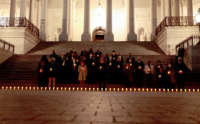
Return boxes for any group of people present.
[37,49,187,89]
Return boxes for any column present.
[20,0,26,18]
[163,0,166,18]
[187,0,193,25]
[9,0,16,26]
[59,0,68,41]
[40,0,46,41]
[81,0,91,41]
[151,0,157,39]
[174,0,180,16]
[29,0,33,21]
[127,0,137,41]
[105,0,114,41]
[168,0,172,16]
[187,0,193,16]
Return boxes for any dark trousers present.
[99,80,106,90]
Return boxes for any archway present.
[92,27,106,42]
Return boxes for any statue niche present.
[92,27,106,42]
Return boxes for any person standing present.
[48,56,57,88]
[144,60,154,88]
[37,55,49,87]
[97,57,106,90]
[174,57,187,90]
[78,61,87,86]
[135,57,144,87]
[155,60,165,88]
[165,62,176,89]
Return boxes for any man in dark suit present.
[134,57,144,87]
[174,57,187,90]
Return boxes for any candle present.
[109,62,112,66]
[39,69,43,73]
[117,65,120,69]
[158,74,162,78]
[92,62,95,66]
[50,68,53,72]
[167,71,171,75]
[138,66,142,70]
[179,70,183,74]
[99,66,103,70]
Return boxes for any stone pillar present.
[9,0,16,26]
[59,0,68,41]
[174,0,180,16]
[105,0,114,41]
[168,0,172,16]
[40,0,46,41]
[127,0,137,41]
[20,0,26,18]
[81,0,91,41]
[187,0,193,25]
[29,0,33,21]
[187,0,193,16]
[151,0,157,39]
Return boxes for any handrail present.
[0,17,39,38]
[176,35,200,53]
[156,16,194,35]
[0,39,15,53]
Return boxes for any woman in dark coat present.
[37,55,49,87]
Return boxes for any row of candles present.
[0,86,199,92]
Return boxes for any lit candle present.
[39,69,43,73]
[179,70,183,74]
[99,66,103,70]
[158,74,162,78]
[117,65,120,69]
[109,62,112,66]
[167,71,171,75]
[138,66,142,70]
[50,68,53,72]
[92,62,95,66]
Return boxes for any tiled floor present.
[0,90,200,124]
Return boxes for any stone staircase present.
[0,55,41,81]
[0,55,175,82]
[28,41,165,55]
[0,41,172,83]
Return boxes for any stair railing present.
[0,39,15,53]
[156,16,194,36]
[176,35,200,53]
[0,17,39,39]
